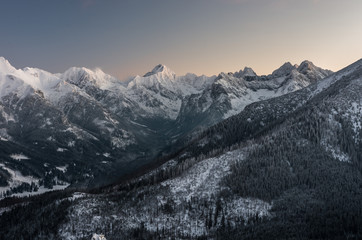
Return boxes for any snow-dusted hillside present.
[58,148,271,239]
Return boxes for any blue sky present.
[1,0,362,79]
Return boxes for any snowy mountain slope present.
[0,88,134,197]
[208,60,331,119]
[181,59,362,159]
[61,66,125,91]
[0,57,77,103]
[0,60,140,196]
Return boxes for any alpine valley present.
[1,57,362,239]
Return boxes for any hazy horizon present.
[1,0,361,80]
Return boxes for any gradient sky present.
[1,0,362,80]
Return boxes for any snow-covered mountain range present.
[14,57,359,240]
[0,56,332,196]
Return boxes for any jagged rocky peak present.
[272,62,296,77]
[216,72,229,80]
[296,60,334,79]
[233,67,257,78]
[297,60,317,73]
[242,67,257,77]
[143,64,176,78]
[151,64,166,73]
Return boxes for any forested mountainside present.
[0,56,332,197]
[0,59,360,239]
